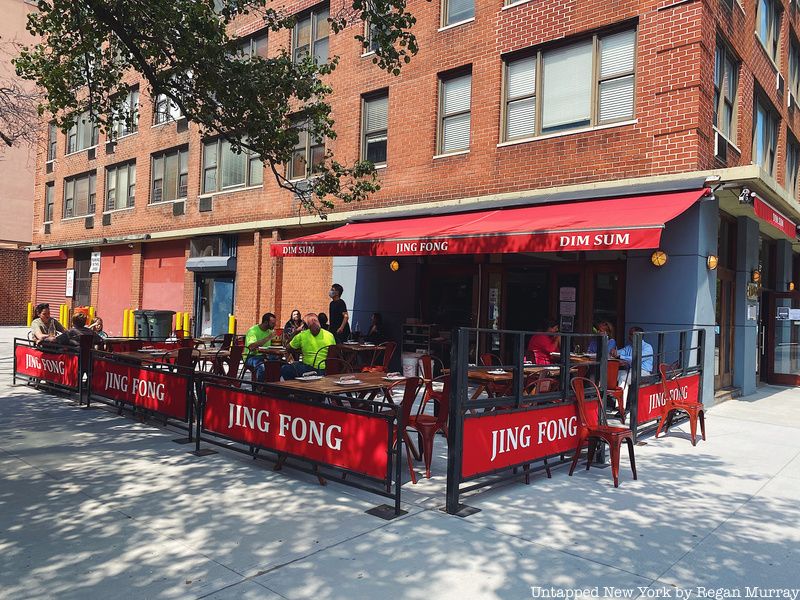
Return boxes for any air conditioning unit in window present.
[84,216,94,229]
[102,213,111,226]
[43,223,51,235]
[105,141,116,155]
[87,147,96,160]
[199,196,213,212]
[777,72,785,96]
[45,162,53,174]
[172,200,185,216]
[176,117,189,133]
[714,130,728,162]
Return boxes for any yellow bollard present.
[122,309,129,337]
[228,314,236,334]
[26,302,33,327]
[175,312,183,333]
[128,310,135,338]
[183,314,190,338]
[88,306,95,323]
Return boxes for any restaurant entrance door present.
[195,275,234,338]
[765,291,800,385]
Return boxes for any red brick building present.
[30,0,800,398]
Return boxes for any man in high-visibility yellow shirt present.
[281,313,335,380]
[244,312,277,382]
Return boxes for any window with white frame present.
[364,21,381,54]
[757,0,781,63]
[105,161,136,211]
[753,93,779,176]
[202,138,263,193]
[44,182,54,223]
[789,37,800,101]
[787,134,800,197]
[714,41,738,142]
[443,0,473,27]
[151,147,188,203]
[288,119,325,180]
[153,92,183,125]
[66,111,99,154]
[438,72,472,154]
[236,31,268,59]
[112,87,140,138]
[292,6,329,64]
[47,122,57,162]
[63,171,96,218]
[502,28,635,141]
[362,92,388,165]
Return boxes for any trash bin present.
[133,310,176,340]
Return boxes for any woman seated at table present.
[526,318,560,365]
[364,312,385,344]
[586,320,617,355]
[281,313,336,380]
[283,309,305,343]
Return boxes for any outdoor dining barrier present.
[12,338,82,396]
[195,375,406,518]
[445,327,609,516]
[625,328,707,441]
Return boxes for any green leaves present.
[14,0,420,214]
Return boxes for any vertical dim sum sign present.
[14,345,79,389]
[202,383,391,480]
[90,356,190,421]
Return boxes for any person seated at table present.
[89,316,108,339]
[30,303,66,345]
[587,320,617,355]
[364,312,385,344]
[611,326,654,404]
[283,309,305,343]
[244,313,278,382]
[318,312,329,331]
[526,318,560,365]
[54,313,103,347]
[281,313,336,380]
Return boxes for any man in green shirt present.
[244,312,277,382]
[281,313,336,380]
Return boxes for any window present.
[787,134,800,197]
[438,72,472,154]
[714,41,738,142]
[753,93,779,175]
[790,38,800,101]
[65,111,99,154]
[293,6,329,63]
[236,31,268,59]
[202,138,263,193]
[757,0,781,63]
[105,161,136,211]
[44,182,54,223]
[288,119,325,180]
[151,147,188,203]
[63,172,96,218]
[362,92,388,165]
[112,87,140,138]
[443,0,473,27]
[154,93,183,125]
[364,21,381,54]
[47,122,57,162]
[502,29,636,141]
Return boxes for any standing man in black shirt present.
[328,283,351,343]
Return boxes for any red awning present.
[29,249,67,261]
[752,194,797,240]
[271,189,708,257]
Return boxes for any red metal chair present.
[606,359,625,423]
[655,363,706,446]
[407,374,450,480]
[569,376,637,488]
[362,341,397,373]
[390,377,424,484]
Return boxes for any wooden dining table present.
[267,371,398,395]
[467,364,561,400]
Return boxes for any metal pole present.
[513,331,524,408]
[445,327,467,514]
[394,414,403,516]
[12,339,17,386]
[679,330,688,374]
[630,332,642,442]
[698,328,706,404]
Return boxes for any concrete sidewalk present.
[1,327,799,599]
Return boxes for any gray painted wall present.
[733,216,759,395]
[624,197,718,405]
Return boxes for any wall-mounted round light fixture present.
[789,282,796,291]
[706,255,719,270]
[389,260,400,272]
[752,269,761,283]
[651,250,668,267]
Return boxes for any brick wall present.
[0,249,32,325]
